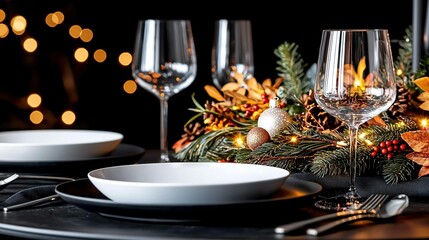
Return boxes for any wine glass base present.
[315,195,363,211]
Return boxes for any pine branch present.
[174,127,249,162]
[381,155,415,184]
[274,42,311,100]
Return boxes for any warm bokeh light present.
[69,25,82,39]
[365,139,373,146]
[45,13,57,27]
[290,136,298,143]
[93,49,107,63]
[74,48,89,62]
[61,110,76,125]
[118,52,132,66]
[0,23,8,38]
[0,9,5,22]
[421,118,428,129]
[80,28,93,42]
[27,93,42,108]
[396,69,403,76]
[123,80,137,94]
[11,15,26,35]
[53,11,64,24]
[29,110,43,124]
[23,38,38,53]
[234,135,245,147]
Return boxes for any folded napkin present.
[0,185,63,211]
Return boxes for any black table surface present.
[0,149,428,240]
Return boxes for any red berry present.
[387,146,394,152]
[244,110,253,118]
[385,140,392,146]
[400,144,407,151]
[392,139,399,145]
[252,105,259,111]
[370,151,377,157]
[373,146,379,152]
[387,153,393,159]
[379,142,386,148]
[381,148,388,155]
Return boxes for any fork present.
[274,194,390,235]
[0,174,19,191]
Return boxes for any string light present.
[234,134,245,148]
[421,118,428,130]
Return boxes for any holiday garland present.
[173,27,428,184]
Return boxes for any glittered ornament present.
[246,127,271,150]
[257,98,291,139]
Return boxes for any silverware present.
[3,194,62,212]
[274,193,389,235]
[1,175,74,212]
[306,194,409,236]
[0,174,19,191]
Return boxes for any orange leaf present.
[366,116,386,126]
[419,101,429,111]
[405,152,429,166]
[232,72,245,83]
[401,130,429,153]
[221,82,240,92]
[418,166,429,178]
[414,76,429,92]
[262,78,272,88]
[246,77,262,91]
[204,85,224,102]
[272,77,283,89]
[417,92,429,102]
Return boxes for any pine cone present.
[299,90,344,131]
[172,122,205,153]
[203,100,235,129]
[388,82,412,117]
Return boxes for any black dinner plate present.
[55,177,323,223]
[0,144,145,178]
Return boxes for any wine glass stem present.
[346,125,360,201]
[160,98,169,162]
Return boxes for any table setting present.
[0,12,429,239]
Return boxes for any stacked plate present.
[87,162,290,205]
[0,129,145,176]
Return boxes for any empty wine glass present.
[211,19,254,89]
[132,19,197,162]
[313,29,397,210]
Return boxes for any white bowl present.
[0,129,123,161]
[88,162,290,205]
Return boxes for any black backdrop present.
[0,0,414,150]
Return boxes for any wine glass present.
[132,19,197,162]
[211,19,254,89]
[313,29,397,211]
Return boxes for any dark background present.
[0,0,414,150]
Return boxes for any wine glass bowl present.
[132,19,197,162]
[313,29,397,210]
[211,19,254,89]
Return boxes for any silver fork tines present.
[274,194,390,235]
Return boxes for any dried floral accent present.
[402,130,429,177]
[405,152,429,177]
[401,130,429,152]
[172,122,205,153]
[414,77,429,111]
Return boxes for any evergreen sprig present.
[274,42,311,101]
[175,119,419,184]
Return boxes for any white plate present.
[88,162,290,205]
[0,129,123,161]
